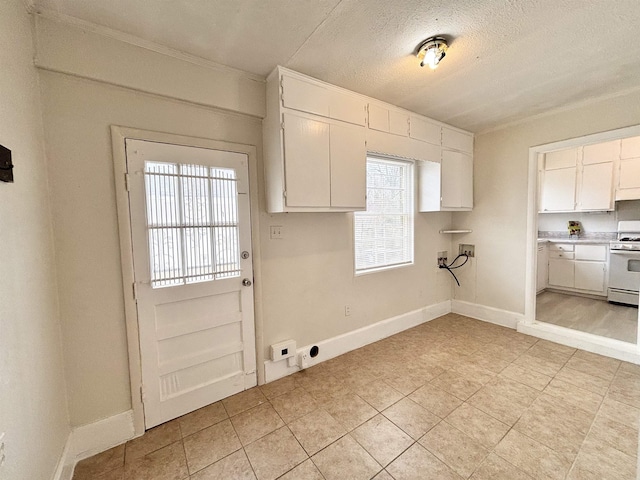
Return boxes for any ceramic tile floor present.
[73,313,640,480]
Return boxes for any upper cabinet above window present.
[263,66,474,213]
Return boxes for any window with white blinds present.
[354,156,414,274]
[144,161,241,288]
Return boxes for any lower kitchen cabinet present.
[546,243,607,295]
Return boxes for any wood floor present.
[536,291,638,344]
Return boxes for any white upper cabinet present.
[442,127,473,154]
[578,161,613,211]
[545,148,578,170]
[541,166,576,212]
[263,66,473,213]
[582,140,618,165]
[409,116,441,145]
[367,103,409,136]
[617,135,640,201]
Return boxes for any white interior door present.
[126,139,256,429]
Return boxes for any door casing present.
[111,126,265,436]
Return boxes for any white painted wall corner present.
[52,410,136,480]
[451,300,524,329]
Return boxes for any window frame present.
[353,154,415,276]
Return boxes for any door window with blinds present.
[354,156,414,274]
[144,161,241,287]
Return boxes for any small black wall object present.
[0,144,13,183]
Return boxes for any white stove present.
[608,221,640,306]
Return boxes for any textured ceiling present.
[33,0,640,132]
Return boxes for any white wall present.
[36,18,454,428]
[0,2,70,479]
[537,211,617,233]
[455,90,640,314]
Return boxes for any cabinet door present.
[621,136,640,159]
[329,90,366,126]
[410,116,441,145]
[582,140,619,165]
[541,167,576,211]
[578,162,613,211]
[283,113,330,207]
[574,261,605,293]
[545,149,577,170]
[389,110,409,137]
[442,127,473,153]
[441,150,473,209]
[537,244,548,292]
[548,259,574,288]
[619,157,640,189]
[330,124,366,208]
[281,75,329,117]
[368,103,389,132]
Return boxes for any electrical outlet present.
[437,251,448,267]
[344,305,351,316]
[269,225,284,239]
[458,244,475,257]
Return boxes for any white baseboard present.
[518,321,640,364]
[264,301,451,383]
[451,300,524,329]
[53,410,136,480]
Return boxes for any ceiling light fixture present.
[417,36,448,70]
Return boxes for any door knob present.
[242,278,252,287]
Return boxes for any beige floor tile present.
[419,421,489,478]
[230,403,285,446]
[125,420,181,462]
[323,392,378,431]
[469,453,533,480]
[444,403,510,449]
[598,396,640,430]
[449,361,496,385]
[371,470,394,480]
[189,450,256,480]
[554,366,611,395]
[494,430,572,480]
[408,384,463,418]
[609,370,640,408]
[513,352,566,377]
[499,363,551,391]
[566,350,621,381]
[351,414,413,467]
[513,394,594,458]
[382,397,440,440]
[383,371,425,396]
[183,419,241,474]
[356,380,404,411]
[288,408,346,455]
[467,377,539,426]
[543,378,603,415]
[464,351,512,374]
[73,444,124,480]
[311,434,381,480]
[176,401,227,438]
[430,370,484,400]
[587,415,638,458]
[244,427,307,480]
[567,436,637,480]
[277,459,324,480]
[526,342,575,363]
[386,443,462,480]
[259,376,296,400]
[92,467,124,480]
[534,339,577,356]
[619,361,640,377]
[123,441,188,480]
[222,387,267,417]
[270,387,318,424]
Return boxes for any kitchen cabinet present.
[418,150,473,212]
[442,127,473,154]
[578,162,613,211]
[541,167,576,211]
[264,67,368,212]
[616,135,640,201]
[409,116,440,145]
[537,243,548,293]
[368,103,409,136]
[546,243,607,295]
